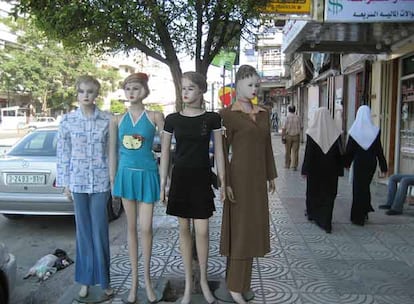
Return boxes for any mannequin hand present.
[268,180,275,194]
[220,185,226,202]
[378,171,387,178]
[64,187,72,201]
[226,186,236,203]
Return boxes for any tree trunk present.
[168,61,183,112]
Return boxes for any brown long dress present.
[220,105,277,259]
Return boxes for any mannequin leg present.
[229,291,247,304]
[227,258,253,304]
[138,203,156,302]
[122,199,139,303]
[178,217,192,304]
[194,219,215,303]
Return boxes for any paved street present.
[2,130,414,304]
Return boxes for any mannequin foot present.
[181,292,191,304]
[200,280,215,303]
[126,289,137,304]
[79,285,89,298]
[145,285,157,303]
[104,287,114,297]
[230,291,247,304]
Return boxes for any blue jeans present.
[72,192,110,289]
[386,174,414,212]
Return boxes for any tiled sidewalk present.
[65,133,414,304]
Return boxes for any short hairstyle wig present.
[75,75,101,94]
[122,73,150,98]
[182,71,207,93]
[235,65,259,87]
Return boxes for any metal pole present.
[222,66,225,89]
[211,83,215,112]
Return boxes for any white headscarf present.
[306,107,341,154]
[348,105,379,150]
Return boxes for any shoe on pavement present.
[378,204,391,210]
[386,209,402,215]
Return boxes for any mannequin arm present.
[108,116,119,190]
[152,111,165,134]
[213,130,226,202]
[159,131,172,204]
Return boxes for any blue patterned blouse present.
[56,107,112,193]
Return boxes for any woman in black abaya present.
[345,105,387,226]
[301,108,344,233]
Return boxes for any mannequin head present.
[182,71,207,108]
[75,75,100,107]
[235,65,259,102]
[122,73,150,103]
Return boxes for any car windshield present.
[8,130,57,157]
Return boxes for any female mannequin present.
[109,73,164,303]
[57,75,113,299]
[159,71,225,304]
[220,65,277,304]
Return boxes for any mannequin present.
[56,75,113,299]
[220,65,277,304]
[109,73,164,304]
[159,71,225,304]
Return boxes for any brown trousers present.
[285,134,300,169]
[226,257,253,292]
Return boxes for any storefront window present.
[402,55,414,76]
[399,76,414,173]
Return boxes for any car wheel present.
[107,195,122,222]
[0,271,8,304]
[2,214,24,220]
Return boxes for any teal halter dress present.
[112,111,160,203]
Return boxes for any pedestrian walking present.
[281,105,302,170]
[220,65,277,304]
[56,75,113,299]
[160,71,225,304]
[301,107,343,233]
[344,105,387,225]
[109,72,164,303]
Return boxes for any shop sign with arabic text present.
[259,0,311,14]
[325,0,414,22]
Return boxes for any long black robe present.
[344,133,387,224]
[301,135,344,232]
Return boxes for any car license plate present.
[6,174,46,184]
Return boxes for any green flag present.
[211,51,237,71]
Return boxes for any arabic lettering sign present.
[259,0,311,15]
[325,0,414,22]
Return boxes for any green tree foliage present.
[110,99,127,114]
[145,103,164,113]
[14,0,270,110]
[0,17,121,114]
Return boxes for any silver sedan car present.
[0,128,122,220]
